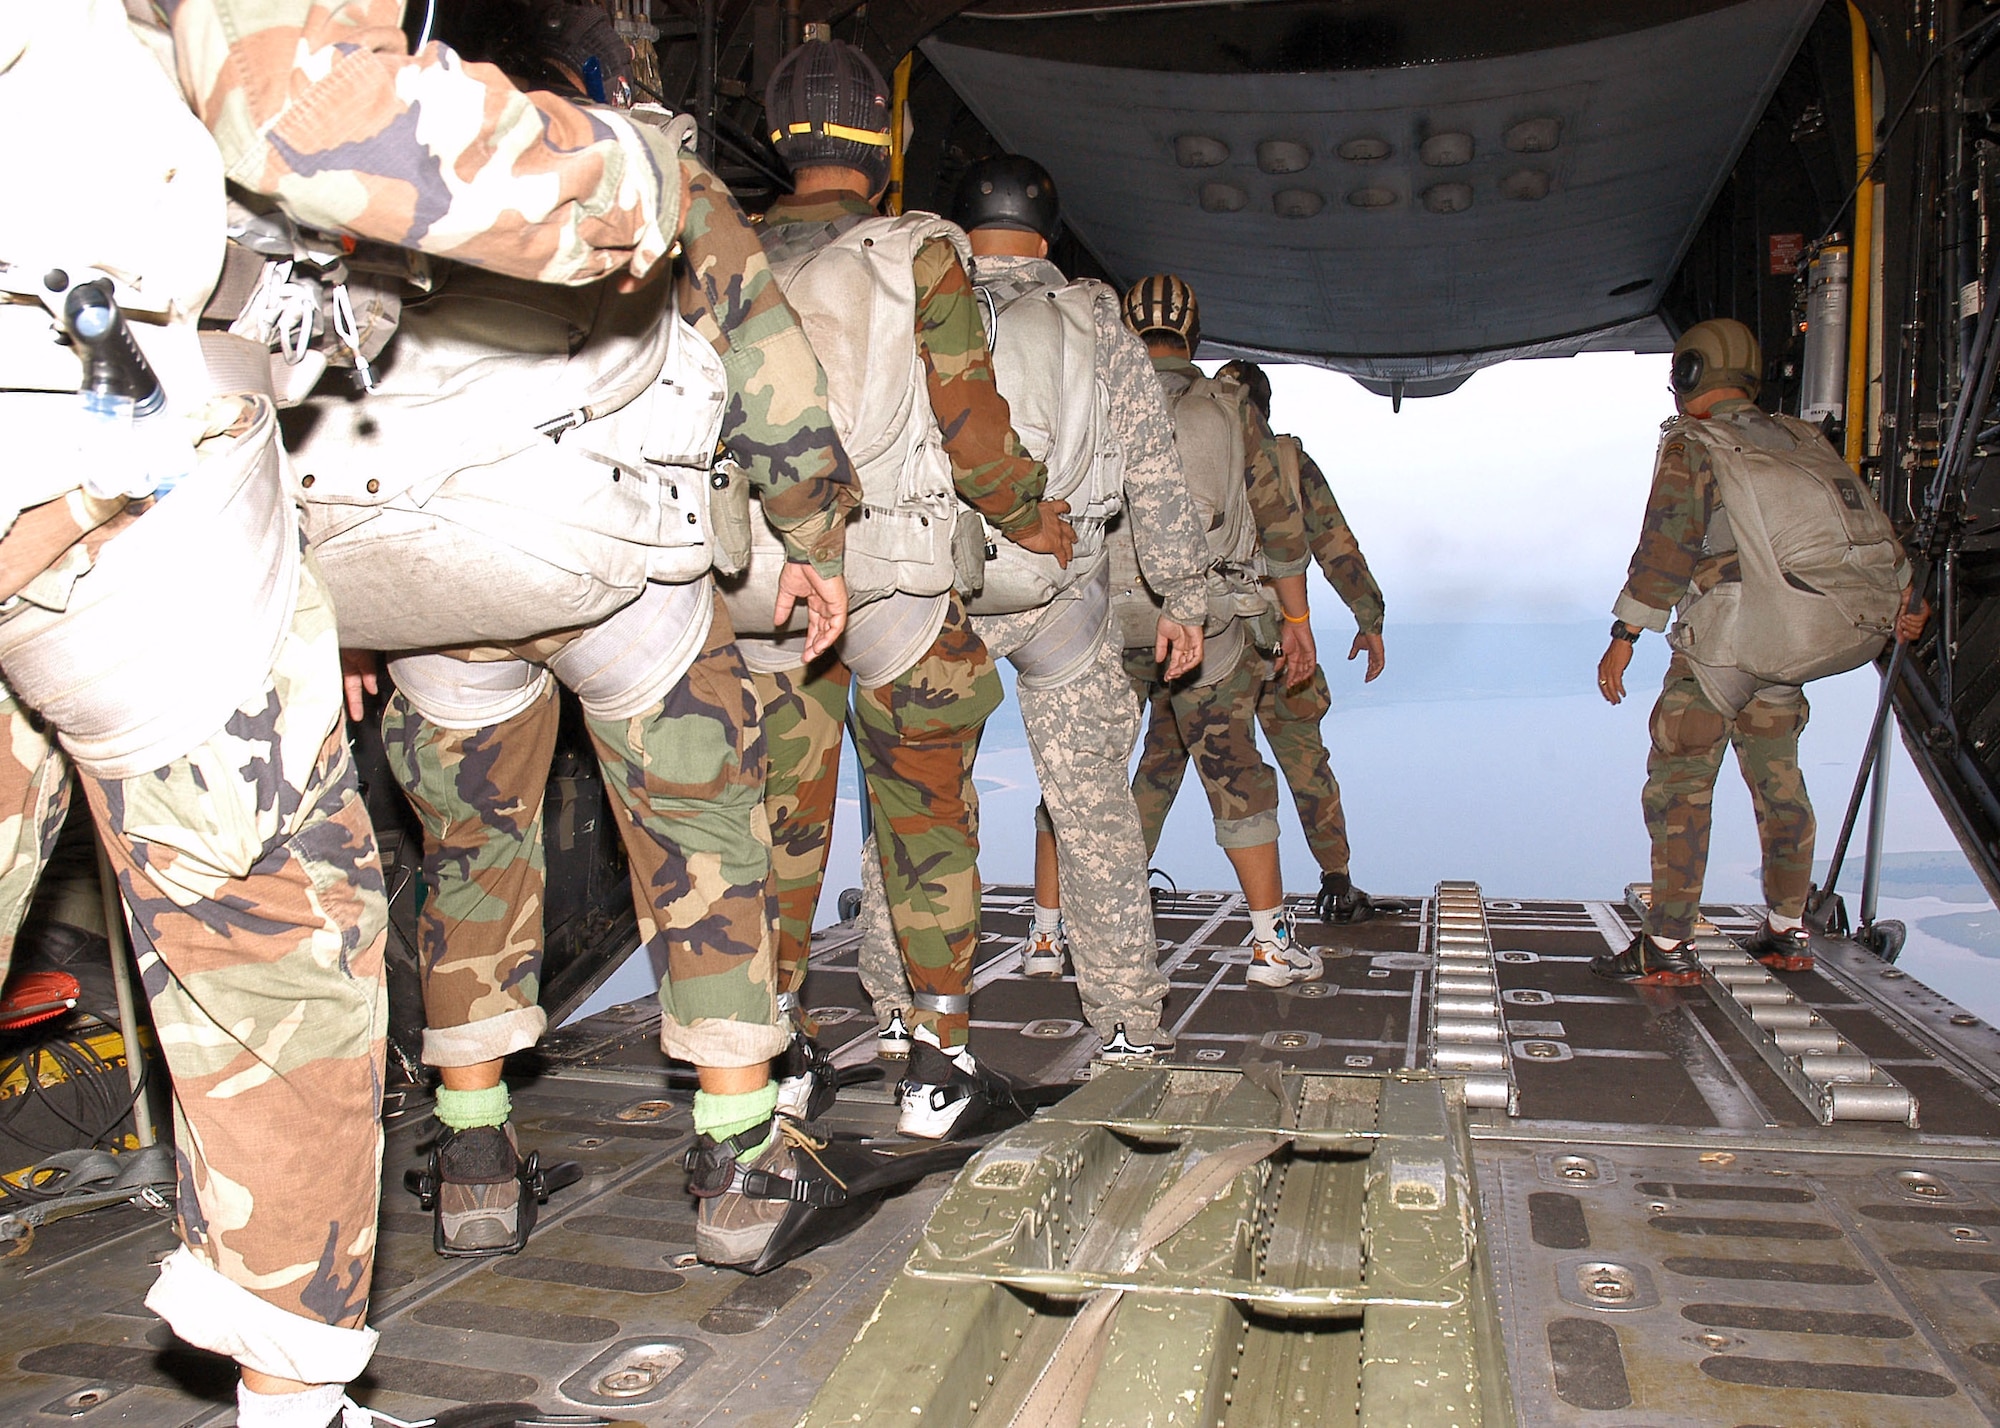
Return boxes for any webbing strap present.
[771,120,892,147]
[1006,1135,1293,1428]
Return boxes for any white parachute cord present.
[330,283,377,393]
[229,259,317,365]
[416,0,437,50]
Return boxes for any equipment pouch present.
[708,459,753,576]
[952,507,987,600]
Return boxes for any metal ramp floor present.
[6,885,2000,1425]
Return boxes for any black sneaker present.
[1315,871,1404,923]
[1743,923,1814,971]
[1590,939,1703,986]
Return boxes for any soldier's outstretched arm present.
[170,0,687,285]
[672,153,857,654]
[1296,450,1384,636]
[909,238,1060,555]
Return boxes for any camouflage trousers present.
[757,597,1001,1049]
[1136,662,1351,875]
[1644,655,1815,941]
[382,594,784,1071]
[1125,639,1281,855]
[858,623,1170,1037]
[0,562,387,1385]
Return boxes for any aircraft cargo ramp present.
[8,885,2000,1426]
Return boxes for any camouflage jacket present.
[1151,356,1308,578]
[167,0,854,572]
[762,193,1047,537]
[1612,398,1759,633]
[1288,440,1385,636]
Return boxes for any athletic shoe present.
[1743,922,1814,972]
[431,1123,524,1255]
[687,1116,845,1268]
[324,1399,560,1428]
[1246,917,1323,987]
[1590,939,1703,986]
[877,1007,912,1059]
[1021,924,1068,979]
[896,1033,989,1139]
[775,1029,838,1122]
[1097,1022,1176,1063]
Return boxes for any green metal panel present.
[800,1067,1514,1428]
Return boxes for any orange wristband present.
[1281,609,1310,624]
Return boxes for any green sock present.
[693,1082,778,1160]
[435,1082,511,1131]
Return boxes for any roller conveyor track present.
[1428,880,1520,1114]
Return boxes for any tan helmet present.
[1671,318,1762,402]
[1122,274,1200,349]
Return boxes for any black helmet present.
[764,36,893,192]
[1218,360,1271,419]
[1122,274,1200,349]
[951,155,1061,241]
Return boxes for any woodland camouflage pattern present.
[386,598,785,1069]
[1612,401,1756,634]
[756,600,1000,1049]
[1151,355,1309,579]
[1,565,388,1339]
[1644,662,1815,942]
[171,0,857,571]
[1127,644,1281,852]
[1135,662,1352,876]
[1294,444,1384,635]
[763,194,1048,535]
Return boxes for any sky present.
[576,351,2000,1027]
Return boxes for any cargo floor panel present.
[8,886,2000,1425]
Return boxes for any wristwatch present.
[1609,620,1640,643]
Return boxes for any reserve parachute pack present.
[0,0,306,780]
[963,269,1124,614]
[287,126,733,654]
[719,212,967,638]
[1108,365,1267,681]
[1671,411,1906,685]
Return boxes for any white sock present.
[236,1381,346,1428]
[1248,906,1285,944]
[1650,934,1681,952]
[1768,912,1805,933]
[1032,903,1063,935]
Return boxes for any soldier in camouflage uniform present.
[1041,276,1320,988]
[853,155,1212,1057]
[1594,319,1923,986]
[6,2,847,1423]
[1131,360,1398,924]
[747,39,1073,1141]
[281,16,859,1265]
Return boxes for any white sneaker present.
[896,1030,985,1139]
[1021,924,1068,979]
[1098,1023,1176,1063]
[877,1008,912,1059]
[1246,920,1322,987]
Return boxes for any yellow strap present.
[772,120,893,147]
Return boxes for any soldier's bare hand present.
[341,649,380,723]
[1896,589,1931,644]
[776,562,848,663]
[1349,631,1386,682]
[1276,619,1317,690]
[1156,618,1204,681]
[1597,639,1633,705]
[1006,499,1076,569]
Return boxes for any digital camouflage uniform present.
[1614,399,1815,942]
[858,257,1212,1037]
[7,0,832,1377]
[378,156,855,1073]
[1127,357,1307,856]
[754,194,1043,1051]
[1135,440,1383,875]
